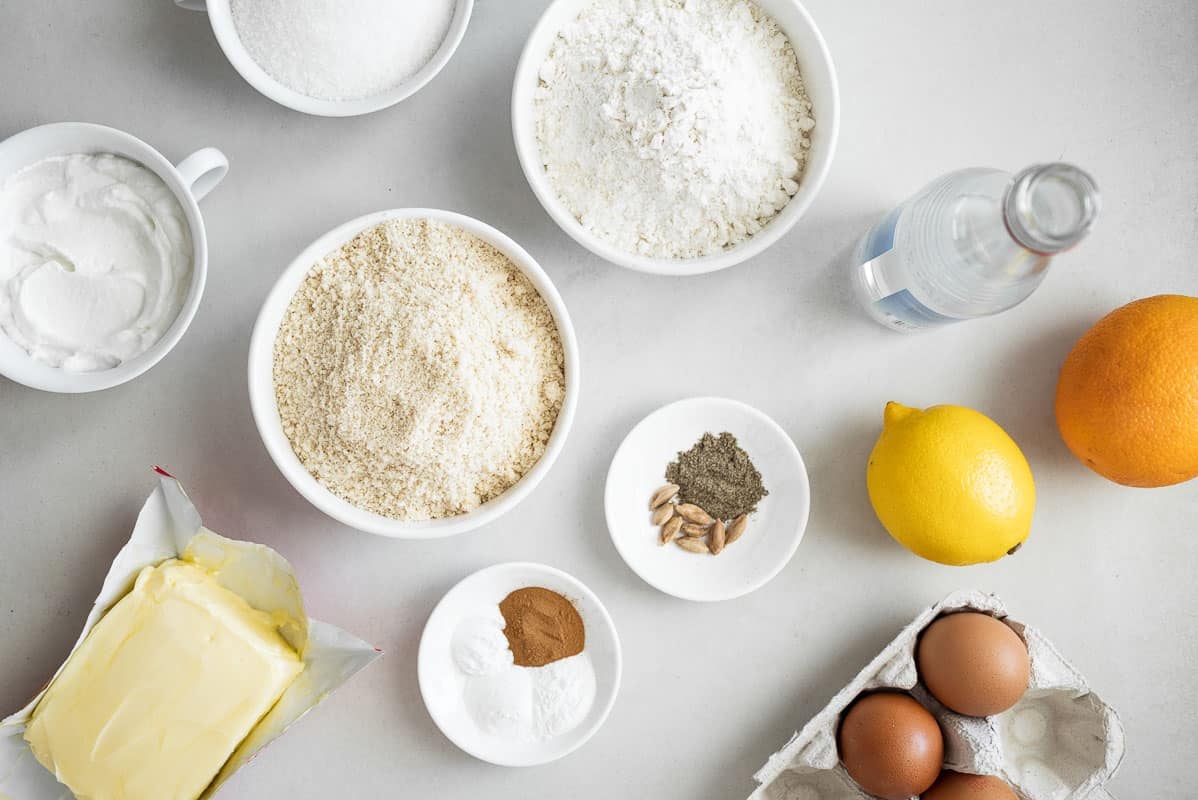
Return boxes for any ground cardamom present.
[665,431,768,521]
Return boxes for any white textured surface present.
[0,1,1195,797]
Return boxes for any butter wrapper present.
[0,472,381,799]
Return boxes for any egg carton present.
[750,591,1124,800]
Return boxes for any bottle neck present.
[1003,163,1100,255]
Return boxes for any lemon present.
[867,402,1035,566]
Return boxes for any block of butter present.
[25,559,304,800]
[0,472,381,800]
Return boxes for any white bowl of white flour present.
[248,209,579,539]
[176,0,473,116]
[513,0,839,275]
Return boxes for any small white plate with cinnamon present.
[417,562,621,766]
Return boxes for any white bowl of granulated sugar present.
[175,0,473,116]
[248,209,579,538]
[512,0,840,275]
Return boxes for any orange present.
[1055,294,1198,487]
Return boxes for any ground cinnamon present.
[498,587,585,667]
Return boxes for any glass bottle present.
[851,163,1100,332]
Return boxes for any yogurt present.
[0,153,192,371]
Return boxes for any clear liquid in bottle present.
[852,163,1100,332]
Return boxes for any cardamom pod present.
[681,522,710,537]
[709,519,727,555]
[676,537,710,554]
[649,484,680,510]
[675,503,714,525]
[726,515,748,545]
[651,503,675,526]
[659,515,683,546]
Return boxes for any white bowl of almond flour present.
[512,0,840,275]
[248,209,579,538]
[175,0,473,116]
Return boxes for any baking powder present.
[453,612,596,742]
[534,0,815,259]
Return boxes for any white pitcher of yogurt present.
[0,122,226,393]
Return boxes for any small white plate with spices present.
[417,562,622,767]
[604,397,810,602]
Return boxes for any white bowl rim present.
[0,121,209,394]
[604,395,812,602]
[247,208,580,539]
[202,0,475,117]
[511,0,841,276]
[416,561,623,767]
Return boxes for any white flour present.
[231,0,456,101]
[534,0,815,259]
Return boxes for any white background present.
[1,0,1196,797]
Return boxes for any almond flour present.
[273,219,565,521]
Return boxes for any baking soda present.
[231,0,456,101]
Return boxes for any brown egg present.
[916,612,1029,717]
[838,692,943,800]
[922,770,1019,799]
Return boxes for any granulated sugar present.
[534,0,815,259]
[273,219,565,521]
[231,0,456,101]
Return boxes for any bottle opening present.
[1004,163,1100,254]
